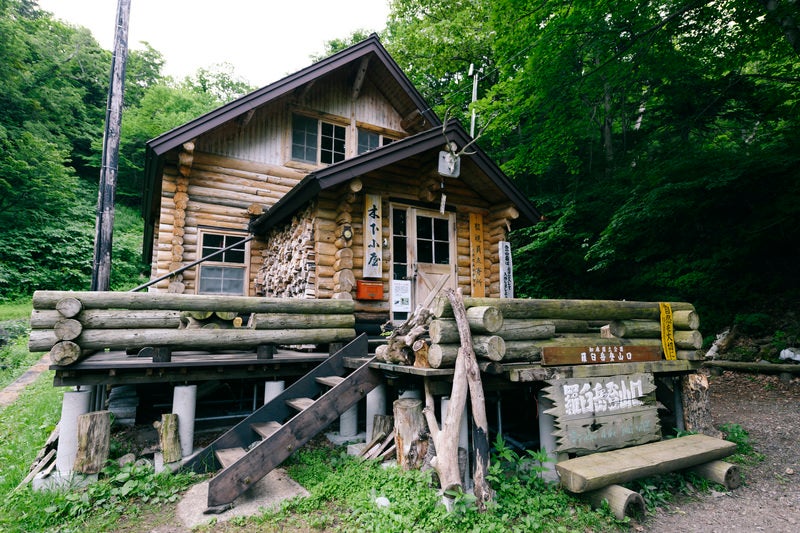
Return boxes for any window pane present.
[394,264,407,280]
[393,209,406,236]
[434,242,450,264]
[418,240,433,263]
[358,129,380,154]
[434,218,449,240]
[393,236,406,263]
[417,216,432,239]
[199,266,245,295]
[320,122,346,164]
[291,115,317,163]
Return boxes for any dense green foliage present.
[385,0,800,334]
[0,1,252,301]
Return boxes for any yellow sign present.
[659,302,677,360]
[469,213,485,297]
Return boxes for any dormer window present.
[291,114,346,165]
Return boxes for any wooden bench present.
[556,433,737,493]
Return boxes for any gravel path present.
[641,371,800,532]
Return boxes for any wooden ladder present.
[181,334,380,511]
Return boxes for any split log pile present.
[380,295,704,369]
[256,204,315,298]
[28,290,356,366]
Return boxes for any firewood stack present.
[378,295,703,369]
[28,291,356,366]
[256,205,315,298]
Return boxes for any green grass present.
[0,298,32,321]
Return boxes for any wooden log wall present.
[256,204,315,298]
[150,151,306,295]
[29,291,356,365]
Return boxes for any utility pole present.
[469,63,479,137]
[91,0,131,291]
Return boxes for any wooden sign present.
[545,373,661,454]
[363,194,382,278]
[541,345,662,366]
[469,213,485,297]
[499,240,513,298]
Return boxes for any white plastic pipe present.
[340,405,358,437]
[365,384,386,439]
[264,380,285,405]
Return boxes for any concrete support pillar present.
[264,380,285,405]
[537,389,559,482]
[56,390,92,474]
[399,388,422,400]
[172,385,197,458]
[340,405,358,437]
[365,384,386,440]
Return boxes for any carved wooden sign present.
[545,373,661,454]
[541,345,662,366]
[363,194,382,279]
[469,213,485,297]
[499,240,513,298]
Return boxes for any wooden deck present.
[51,349,330,386]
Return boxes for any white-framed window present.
[291,114,347,165]
[357,128,395,154]
[197,231,249,295]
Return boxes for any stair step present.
[251,421,282,439]
[286,397,315,411]
[316,375,345,387]
[215,447,247,468]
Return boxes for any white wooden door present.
[391,206,456,319]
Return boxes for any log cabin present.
[141,34,540,326]
[31,35,719,510]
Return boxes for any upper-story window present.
[357,128,395,154]
[291,114,346,165]
[197,231,248,295]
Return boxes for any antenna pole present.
[469,63,479,137]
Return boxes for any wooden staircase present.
[181,334,381,511]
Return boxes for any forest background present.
[1,0,798,347]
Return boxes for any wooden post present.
[156,413,182,464]
[73,411,112,474]
[91,0,131,292]
[681,373,723,438]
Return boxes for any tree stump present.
[393,398,429,470]
[682,373,722,438]
[156,413,182,464]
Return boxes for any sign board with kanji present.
[363,194,382,279]
[544,373,661,454]
[469,213,485,297]
[541,345,663,366]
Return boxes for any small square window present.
[198,232,247,295]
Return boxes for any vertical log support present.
[333,179,361,300]
[681,373,723,438]
[486,205,519,298]
[394,398,429,470]
[169,141,194,294]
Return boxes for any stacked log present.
[29,291,356,365]
[421,296,703,368]
[331,179,361,300]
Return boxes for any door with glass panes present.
[391,206,456,321]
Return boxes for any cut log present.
[582,485,645,520]
[55,297,83,318]
[156,413,182,464]
[687,460,741,490]
[56,327,356,351]
[609,315,700,338]
[54,318,83,341]
[412,339,430,368]
[32,290,355,314]
[248,313,355,329]
[49,341,83,366]
[393,398,429,470]
[185,310,213,320]
[73,411,112,474]
[555,434,736,493]
[214,311,239,321]
[428,336,506,368]
[432,295,695,321]
[681,373,722,438]
[491,319,556,341]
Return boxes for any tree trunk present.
[156,413,182,464]
[681,373,723,438]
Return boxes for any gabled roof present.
[145,34,438,158]
[142,34,441,260]
[249,120,542,234]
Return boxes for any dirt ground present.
[640,370,800,532]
